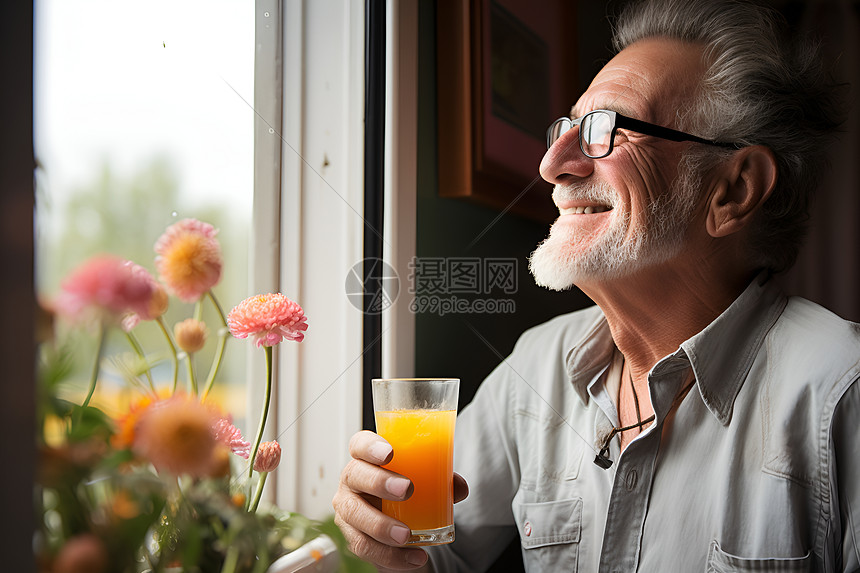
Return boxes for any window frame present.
[251,0,417,517]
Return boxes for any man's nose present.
[539,125,595,185]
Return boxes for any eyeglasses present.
[546,109,737,158]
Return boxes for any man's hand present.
[332,430,468,571]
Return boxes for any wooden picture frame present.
[436,0,577,223]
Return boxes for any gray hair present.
[612,0,847,273]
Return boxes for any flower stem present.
[81,322,106,408]
[247,345,273,481]
[124,330,155,394]
[200,290,229,402]
[249,471,269,513]
[156,316,179,395]
[186,353,198,395]
[220,545,240,573]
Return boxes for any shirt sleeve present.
[831,375,860,572]
[426,361,521,572]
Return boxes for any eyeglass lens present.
[548,119,572,149]
[547,111,615,158]
[581,112,612,157]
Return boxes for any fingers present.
[332,481,408,545]
[335,431,427,569]
[453,472,469,504]
[334,516,429,570]
[340,457,414,502]
[349,429,394,464]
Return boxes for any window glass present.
[34,0,254,425]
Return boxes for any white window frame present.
[382,0,418,380]
[249,0,418,518]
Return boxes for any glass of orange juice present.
[372,378,459,546]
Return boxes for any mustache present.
[552,182,618,209]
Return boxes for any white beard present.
[529,171,699,291]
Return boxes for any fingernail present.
[368,441,392,464]
[386,476,410,498]
[406,550,428,566]
[390,525,410,545]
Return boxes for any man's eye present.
[613,130,631,144]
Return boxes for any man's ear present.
[705,146,778,238]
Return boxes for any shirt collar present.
[565,313,615,406]
[565,271,787,424]
[679,271,786,425]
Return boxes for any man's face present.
[529,38,708,291]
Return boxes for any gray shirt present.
[427,275,860,572]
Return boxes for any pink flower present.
[211,417,251,459]
[55,255,155,326]
[227,293,308,347]
[53,534,109,573]
[254,440,282,472]
[154,218,223,302]
[121,262,168,332]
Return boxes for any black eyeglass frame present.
[546,109,738,158]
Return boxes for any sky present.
[34,0,255,236]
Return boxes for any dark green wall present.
[414,4,617,569]
[415,0,616,410]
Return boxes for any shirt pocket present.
[512,497,582,572]
[706,540,812,573]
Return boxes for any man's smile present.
[558,204,613,215]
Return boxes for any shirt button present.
[625,469,638,491]
[523,521,532,537]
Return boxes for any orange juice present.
[375,408,456,532]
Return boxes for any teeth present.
[561,205,610,215]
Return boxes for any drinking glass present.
[371,378,459,545]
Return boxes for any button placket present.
[598,427,660,572]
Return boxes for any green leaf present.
[65,402,114,443]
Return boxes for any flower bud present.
[231,492,246,508]
[148,284,169,319]
[174,318,208,353]
[253,441,282,473]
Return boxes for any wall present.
[415,2,617,569]
[415,0,614,410]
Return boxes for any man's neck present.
[579,265,754,380]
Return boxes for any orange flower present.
[112,395,158,451]
[174,318,208,353]
[132,395,219,478]
[155,219,223,302]
[110,490,140,520]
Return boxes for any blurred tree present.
[36,157,250,421]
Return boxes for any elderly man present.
[333,0,859,570]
